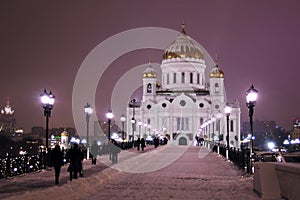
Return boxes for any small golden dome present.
[163,23,204,60]
[143,64,157,78]
[156,81,161,88]
[61,131,69,136]
[210,65,224,78]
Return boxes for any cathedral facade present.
[126,25,241,148]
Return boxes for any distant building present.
[242,120,276,137]
[291,119,300,140]
[30,126,77,148]
[0,98,16,134]
[31,126,45,138]
[242,120,287,149]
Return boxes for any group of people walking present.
[49,136,155,185]
[136,138,146,151]
[50,143,84,185]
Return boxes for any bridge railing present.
[203,140,252,174]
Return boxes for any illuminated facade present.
[0,98,16,134]
[126,25,241,147]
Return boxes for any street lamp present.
[138,121,143,138]
[224,105,231,148]
[216,111,222,142]
[144,123,147,137]
[246,84,258,172]
[131,117,135,148]
[40,89,55,152]
[129,99,138,117]
[224,104,231,160]
[84,103,93,159]
[106,110,114,141]
[120,114,126,140]
[148,124,151,136]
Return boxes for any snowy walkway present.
[0,145,260,200]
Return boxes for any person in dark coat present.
[154,137,159,148]
[136,138,141,151]
[68,144,83,181]
[140,138,146,151]
[111,140,121,164]
[50,144,64,184]
[90,141,98,165]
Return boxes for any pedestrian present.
[154,137,159,148]
[90,141,98,165]
[111,140,121,164]
[140,138,146,151]
[136,138,141,151]
[195,135,199,146]
[68,143,83,181]
[50,144,64,185]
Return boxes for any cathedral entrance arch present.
[178,137,187,145]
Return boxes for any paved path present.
[85,146,259,200]
[0,145,259,200]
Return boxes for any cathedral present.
[126,25,241,148]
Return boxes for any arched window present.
[215,83,219,93]
[181,72,185,83]
[197,73,200,84]
[230,120,234,132]
[166,74,170,84]
[147,83,152,93]
[173,73,176,83]
[190,72,193,84]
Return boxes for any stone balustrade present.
[254,162,300,200]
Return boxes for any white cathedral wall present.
[126,100,241,148]
[160,59,206,90]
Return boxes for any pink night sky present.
[0,0,299,132]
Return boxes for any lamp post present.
[120,114,126,140]
[216,111,222,142]
[148,124,151,136]
[84,103,93,160]
[224,104,231,159]
[129,99,138,147]
[138,121,142,138]
[129,99,137,118]
[211,117,216,144]
[131,117,135,148]
[144,123,147,137]
[106,110,114,141]
[40,89,55,152]
[246,84,258,172]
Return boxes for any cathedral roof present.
[210,62,224,78]
[143,62,157,78]
[163,23,204,60]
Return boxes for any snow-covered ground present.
[0,145,259,200]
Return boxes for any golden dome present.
[163,23,204,60]
[143,64,157,78]
[210,65,224,78]
[61,131,69,136]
